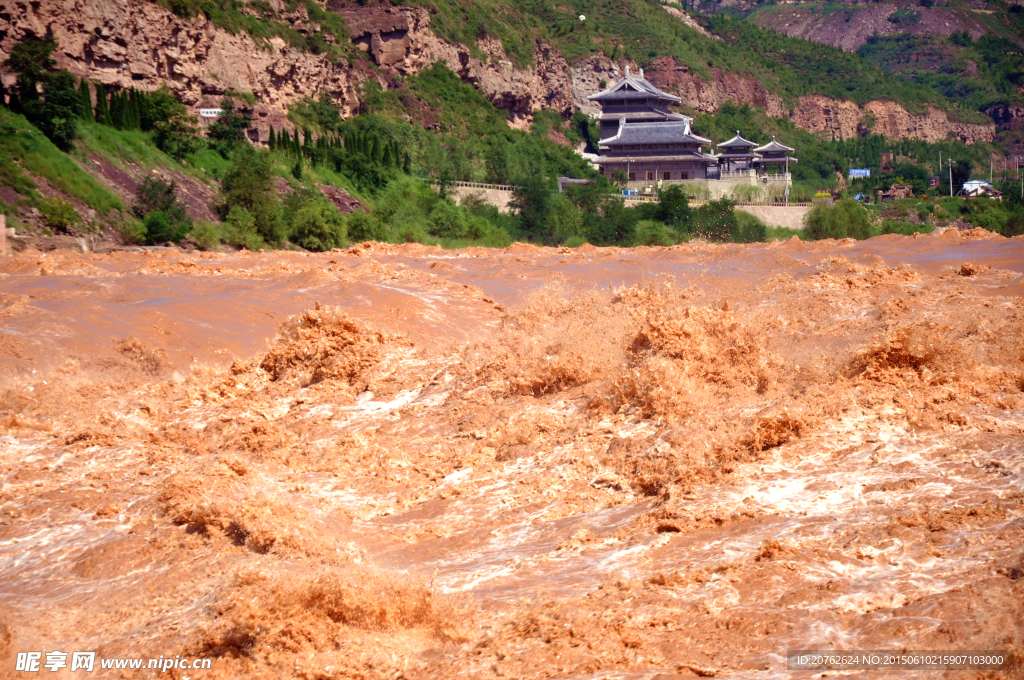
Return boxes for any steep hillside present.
[737,1,1024,144]
[0,0,998,144]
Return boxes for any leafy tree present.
[951,160,972,195]
[290,196,346,251]
[133,177,192,243]
[2,35,57,104]
[428,199,468,238]
[510,175,553,241]
[191,220,222,251]
[733,211,767,243]
[653,185,691,232]
[34,70,81,150]
[634,220,674,246]
[346,211,388,243]
[139,86,187,131]
[804,199,871,240]
[3,37,80,149]
[144,210,190,244]
[207,99,252,157]
[39,196,81,233]
[153,112,202,160]
[223,206,265,250]
[94,85,111,126]
[220,146,284,244]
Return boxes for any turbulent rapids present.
[0,231,1022,679]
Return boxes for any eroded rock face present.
[0,0,367,128]
[794,94,996,144]
[643,56,787,118]
[0,0,574,131]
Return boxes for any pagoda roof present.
[587,66,681,104]
[716,150,762,160]
[600,120,711,147]
[600,111,690,124]
[717,131,758,149]
[754,136,795,154]
[597,151,718,163]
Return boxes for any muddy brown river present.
[0,230,1022,679]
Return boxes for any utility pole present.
[948,159,953,197]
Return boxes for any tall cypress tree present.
[279,127,289,150]
[78,79,93,121]
[371,136,382,165]
[293,130,301,155]
[128,89,139,129]
[94,85,111,126]
[110,91,122,129]
[268,125,276,150]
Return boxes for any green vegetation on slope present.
[856,32,1024,115]
[0,108,124,222]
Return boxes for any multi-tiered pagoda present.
[587,70,796,192]
[588,67,717,183]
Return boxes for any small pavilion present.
[715,131,760,173]
[753,137,797,176]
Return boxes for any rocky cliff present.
[793,94,995,144]
[0,0,573,138]
[0,0,996,144]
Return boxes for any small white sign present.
[199,108,223,118]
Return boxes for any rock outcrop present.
[0,0,573,134]
[643,56,788,118]
[793,94,995,144]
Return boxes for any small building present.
[961,180,1003,199]
[753,137,796,177]
[716,132,760,175]
[879,183,914,201]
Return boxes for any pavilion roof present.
[753,136,795,154]
[717,131,759,149]
[599,120,711,147]
[587,67,681,104]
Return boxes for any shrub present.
[223,206,265,251]
[690,199,738,242]
[191,220,221,251]
[634,220,674,246]
[144,210,189,244]
[804,199,870,240]
[880,218,930,236]
[290,198,346,251]
[888,8,922,24]
[563,235,589,248]
[38,196,81,233]
[134,177,192,243]
[346,211,387,243]
[428,199,467,238]
[117,215,147,245]
[548,193,585,241]
[733,211,767,243]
